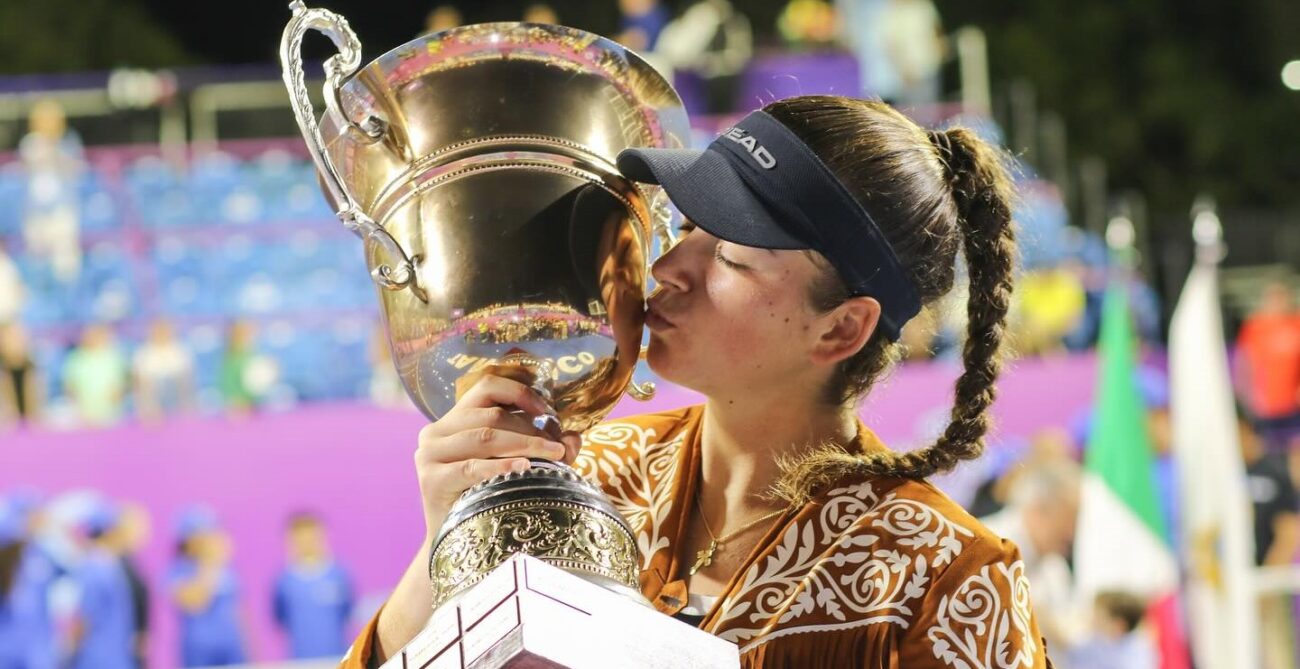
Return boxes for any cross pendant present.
[690,539,718,575]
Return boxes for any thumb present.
[560,431,582,465]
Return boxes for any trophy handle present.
[280,1,427,302]
[627,379,657,401]
[625,346,657,401]
[623,190,675,403]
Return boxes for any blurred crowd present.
[0,316,408,431]
[424,0,949,112]
[0,98,1168,433]
[966,338,1300,669]
[0,493,354,668]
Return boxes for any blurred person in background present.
[111,504,151,669]
[67,501,135,669]
[1013,262,1087,357]
[617,0,670,52]
[653,0,752,112]
[981,459,1084,652]
[1239,410,1300,669]
[969,427,1075,519]
[777,0,840,49]
[0,492,59,669]
[879,0,945,107]
[1,497,59,669]
[217,320,266,417]
[168,507,247,668]
[1235,280,1300,448]
[0,240,23,327]
[0,501,33,669]
[1065,591,1155,669]
[368,324,406,409]
[19,99,84,286]
[522,3,559,24]
[835,0,890,98]
[423,5,461,35]
[0,323,43,428]
[132,318,196,424]
[1134,367,1181,551]
[61,324,128,428]
[272,512,353,660]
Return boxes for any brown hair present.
[764,95,1017,482]
[1094,591,1148,633]
[286,511,323,531]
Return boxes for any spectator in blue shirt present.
[0,493,61,669]
[68,502,136,669]
[1,488,67,669]
[168,507,246,667]
[618,0,670,52]
[272,512,354,659]
[1,501,37,669]
[1066,591,1156,669]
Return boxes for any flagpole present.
[1172,195,1261,669]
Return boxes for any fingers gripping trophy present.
[279,4,739,667]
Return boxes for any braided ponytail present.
[883,128,1017,479]
[762,96,1017,490]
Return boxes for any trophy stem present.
[497,352,562,439]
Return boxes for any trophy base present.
[385,553,740,669]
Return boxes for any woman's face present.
[645,224,852,398]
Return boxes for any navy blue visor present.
[617,110,922,341]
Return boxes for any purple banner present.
[0,353,1097,668]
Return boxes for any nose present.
[651,227,709,294]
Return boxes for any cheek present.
[647,264,818,385]
[700,274,813,362]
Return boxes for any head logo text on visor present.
[617,110,923,340]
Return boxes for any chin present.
[645,338,702,392]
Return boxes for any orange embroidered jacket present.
[340,405,1053,668]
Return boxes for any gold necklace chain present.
[689,487,785,576]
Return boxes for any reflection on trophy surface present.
[278,0,690,617]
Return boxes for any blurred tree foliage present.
[938,0,1300,220]
[3,0,1297,222]
[0,0,192,74]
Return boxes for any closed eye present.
[713,244,746,270]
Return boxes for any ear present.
[808,296,881,366]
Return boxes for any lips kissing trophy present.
[279,3,738,667]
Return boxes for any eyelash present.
[713,244,743,269]
[677,222,744,269]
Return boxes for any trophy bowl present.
[279,3,689,609]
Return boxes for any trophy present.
[280,3,739,666]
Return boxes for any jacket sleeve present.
[896,538,1054,668]
[338,604,384,669]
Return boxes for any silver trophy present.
[279,6,737,667]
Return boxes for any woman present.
[344,95,1049,667]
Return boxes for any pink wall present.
[0,353,1097,667]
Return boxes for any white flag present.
[1169,259,1257,669]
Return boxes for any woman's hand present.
[368,368,581,667]
[415,368,582,545]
